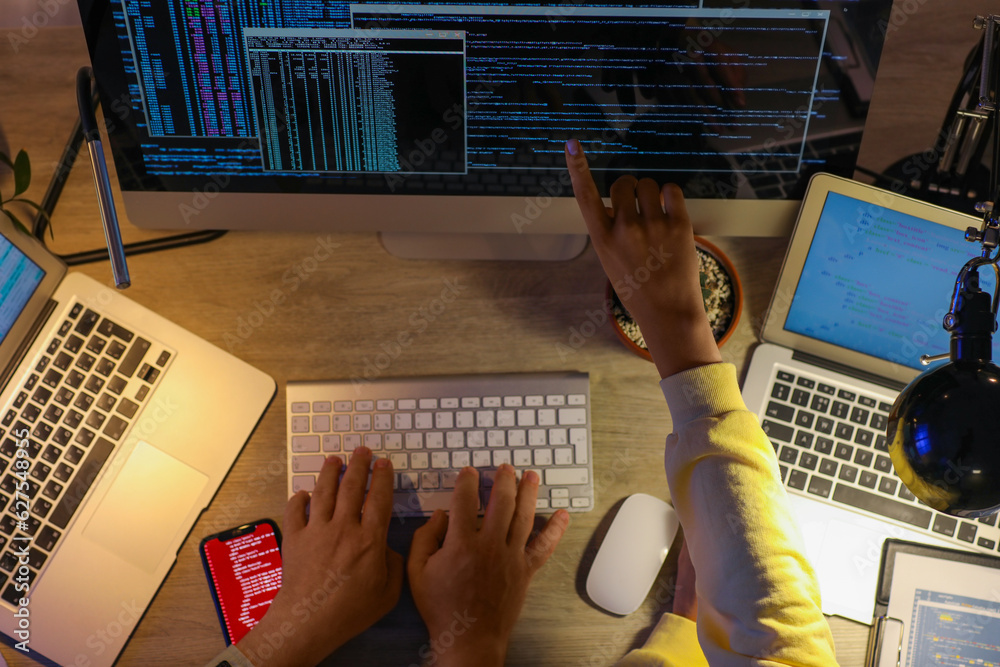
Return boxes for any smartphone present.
[199,519,283,645]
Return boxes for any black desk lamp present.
[888,15,1000,517]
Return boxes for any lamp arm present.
[944,254,999,332]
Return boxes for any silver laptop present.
[0,223,275,664]
[743,173,999,623]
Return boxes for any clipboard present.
[864,538,1000,667]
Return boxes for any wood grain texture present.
[0,4,990,664]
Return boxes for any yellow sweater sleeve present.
[617,363,838,667]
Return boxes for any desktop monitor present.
[78,0,894,259]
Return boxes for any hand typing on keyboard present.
[565,138,722,380]
[408,464,570,667]
[237,447,404,666]
[232,450,567,667]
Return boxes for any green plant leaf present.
[1,209,31,237]
[13,150,30,198]
[9,198,53,239]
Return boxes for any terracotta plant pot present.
[608,237,743,361]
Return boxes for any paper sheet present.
[882,552,1000,666]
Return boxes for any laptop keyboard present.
[762,366,1000,553]
[287,372,593,517]
[0,302,173,606]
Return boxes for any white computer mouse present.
[585,493,680,615]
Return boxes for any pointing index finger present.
[565,139,611,236]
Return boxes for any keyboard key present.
[779,446,798,464]
[761,420,793,443]
[809,395,830,413]
[790,389,810,407]
[65,370,84,389]
[770,383,790,401]
[43,405,63,424]
[874,435,888,452]
[818,458,838,477]
[834,423,854,441]
[858,396,877,408]
[794,431,813,449]
[833,484,932,529]
[849,407,870,426]
[545,468,588,486]
[957,522,977,544]
[979,514,998,527]
[86,336,106,355]
[74,393,94,411]
[979,537,996,550]
[75,310,100,336]
[75,353,95,373]
[799,452,818,471]
[854,429,873,447]
[292,436,320,453]
[870,414,887,431]
[776,370,795,383]
[874,455,893,473]
[21,404,40,424]
[96,317,134,342]
[75,429,95,447]
[103,416,128,441]
[796,377,815,389]
[834,443,853,461]
[878,477,897,495]
[42,369,62,389]
[830,402,849,419]
[794,411,814,429]
[878,401,893,413]
[36,525,60,552]
[817,383,835,395]
[50,437,115,529]
[859,471,878,489]
[814,437,834,455]
[807,476,832,498]
[932,515,958,537]
[119,338,151,377]
[898,485,916,502]
[838,464,858,483]
[106,340,126,360]
[765,402,794,422]
[85,375,104,394]
[31,386,51,405]
[787,469,808,490]
[97,393,116,412]
[854,449,873,467]
[837,390,856,402]
[95,358,115,377]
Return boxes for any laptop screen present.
[0,238,46,344]
[784,191,997,371]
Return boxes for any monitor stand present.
[379,232,589,260]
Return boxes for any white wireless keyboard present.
[286,372,593,516]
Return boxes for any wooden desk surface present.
[0,3,990,664]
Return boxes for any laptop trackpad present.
[83,441,208,573]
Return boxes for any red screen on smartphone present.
[202,522,282,644]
